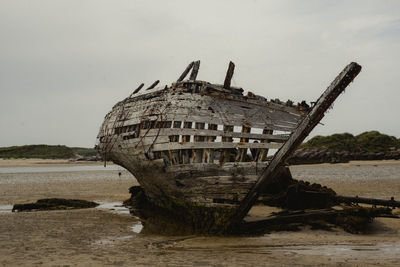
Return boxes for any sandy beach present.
[1,160,400,266]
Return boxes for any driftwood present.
[229,62,362,231]
[12,198,99,212]
[336,195,400,208]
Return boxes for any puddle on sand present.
[92,235,135,246]
[96,202,131,215]
[0,205,13,213]
[96,201,143,234]
[131,221,143,233]
[91,206,144,247]
[284,241,400,259]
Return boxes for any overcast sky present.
[1,0,399,147]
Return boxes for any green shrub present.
[302,131,400,152]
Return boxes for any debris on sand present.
[12,198,98,212]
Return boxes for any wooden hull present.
[97,80,306,208]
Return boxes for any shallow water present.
[96,201,143,233]
[0,164,123,174]
[0,205,12,213]
[0,165,134,185]
[97,201,131,215]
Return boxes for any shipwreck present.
[96,61,398,234]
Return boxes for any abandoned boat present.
[96,61,362,233]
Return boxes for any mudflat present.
[1,161,400,266]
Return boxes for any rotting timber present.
[96,61,395,234]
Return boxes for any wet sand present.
[1,160,400,266]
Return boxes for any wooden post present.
[228,62,362,231]
[169,121,182,164]
[181,121,192,164]
[146,80,160,90]
[177,62,194,82]
[205,124,217,163]
[220,125,234,164]
[258,129,273,162]
[223,61,235,89]
[236,125,251,162]
[193,122,205,163]
[189,60,201,80]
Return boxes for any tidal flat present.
[1,160,400,266]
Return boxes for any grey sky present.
[1,0,399,147]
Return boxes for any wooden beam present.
[140,128,289,142]
[336,195,400,208]
[189,60,201,80]
[131,83,144,95]
[177,61,194,82]
[228,62,362,231]
[146,80,160,90]
[223,61,235,89]
[152,141,282,152]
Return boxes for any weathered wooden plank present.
[175,102,301,126]
[161,113,297,132]
[168,96,303,125]
[166,162,269,173]
[200,87,306,116]
[209,99,301,125]
[120,135,170,147]
[152,141,282,151]
[138,128,289,142]
[189,60,200,80]
[177,61,194,82]
[124,85,304,121]
[223,61,235,89]
[121,94,304,131]
[229,62,362,230]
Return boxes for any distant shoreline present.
[0,158,112,167]
[1,158,400,168]
[290,159,400,168]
